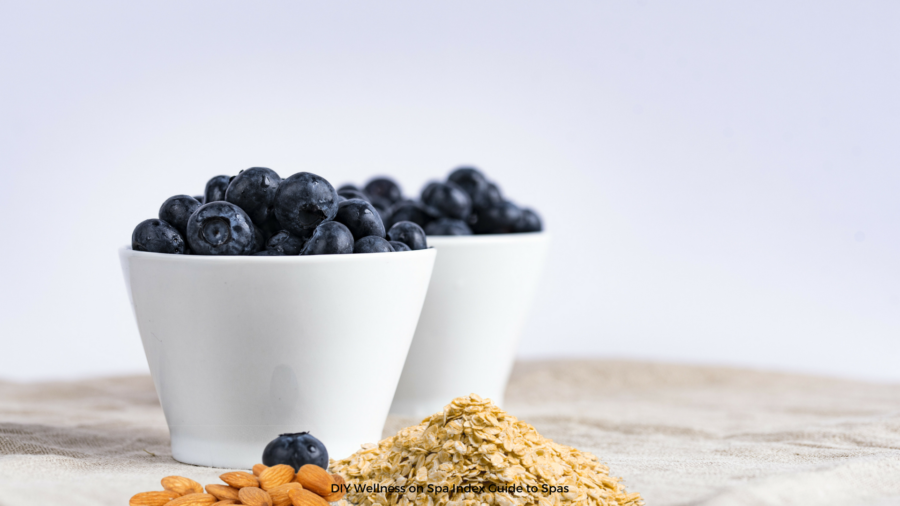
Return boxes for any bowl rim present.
[425,231,549,246]
[119,245,436,264]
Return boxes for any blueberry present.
[368,195,393,225]
[420,180,441,203]
[262,432,329,471]
[252,226,265,253]
[253,250,276,256]
[421,182,471,220]
[425,218,473,235]
[335,199,385,241]
[338,188,369,202]
[389,241,411,252]
[274,172,339,237]
[225,167,281,225]
[300,221,354,255]
[267,230,307,255]
[385,200,434,230]
[448,166,488,199]
[470,201,522,234]
[473,182,503,211]
[204,175,231,203]
[387,221,428,250]
[193,195,206,204]
[513,208,542,233]
[132,219,186,254]
[158,195,201,237]
[364,177,403,205]
[256,214,284,245]
[186,201,257,255]
[353,236,394,253]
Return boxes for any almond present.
[288,488,329,506]
[163,493,217,506]
[205,484,240,501]
[129,491,181,506]
[220,471,260,489]
[211,501,237,506]
[267,482,304,506]
[268,482,303,506]
[238,486,274,506]
[258,464,295,490]
[253,463,268,476]
[162,476,204,496]
[295,465,333,497]
[322,490,345,502]
[323,474,346,501]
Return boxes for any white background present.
[1,1,898,382]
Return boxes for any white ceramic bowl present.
[389,232,550,418]
[119,246,436,467]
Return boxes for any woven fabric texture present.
[1,360,899,506]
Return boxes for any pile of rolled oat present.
[330,394,642,506]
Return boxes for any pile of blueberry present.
[343,166,542,236]
[131,168,427,256]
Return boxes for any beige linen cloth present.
[1,360,899,506]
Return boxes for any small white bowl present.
[389,232,550,418]
[119,246,436,467]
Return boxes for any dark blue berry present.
[338,188,369,202]
[158,195,201,237]
[193,195,206,204]
[473,182,503,211]
[364,177,403,205]
[471,201,522,234]
[420,181,441,203]
[513,208,542,233]
[421,182,471,220]
[385,200,434,230]
[253,250,276,256]
[387,221,428,250]
[186,201,257,255]
[256,214,284,245]
[204,175,231,203]
[368,196,393,225]
[300,221,354,255]
[274,172,339,237]
[335,199,385,241]
[389,241,411,252]
[132,219,186,254]
[425,218,472,235]
[252,226,265,254]
[267,230,307,255]
[448,166,490,204]
[225,167,281,225]
[353,236,394,253]
[262,432,329,471]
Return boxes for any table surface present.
[1,360,899,506]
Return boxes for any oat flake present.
[330,394,643,506]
